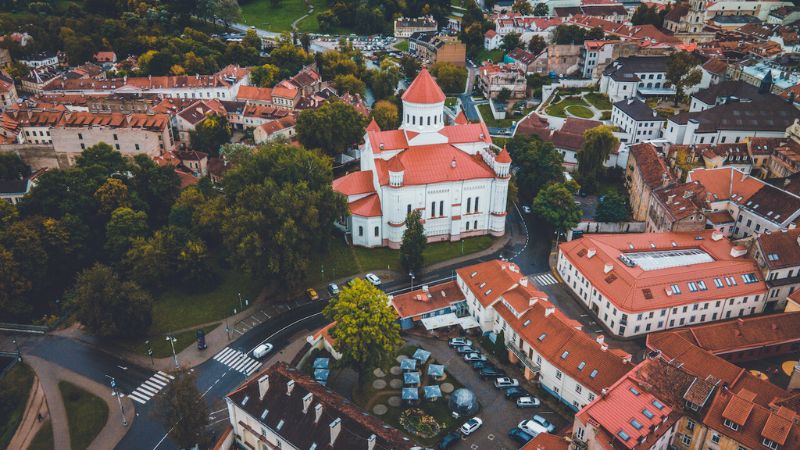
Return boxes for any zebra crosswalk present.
[532,273,559,286]
[126,371,173,405]
[213,347,262,376]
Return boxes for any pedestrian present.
[37,413,43,422]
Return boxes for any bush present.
[600,111,611,120]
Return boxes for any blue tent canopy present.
[427,364,445,377]
[404,371,421,385]
[400,358,417,371]
[313,358,330,369]
[314,368,330,381]
[424,385,442,399]
[413,348,431,363]
[402,387,419,400]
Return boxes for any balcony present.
[506,342,540,374]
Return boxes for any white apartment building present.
[611,98,665,144]
[600,56,674,103]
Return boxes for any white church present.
[333,68,512,248]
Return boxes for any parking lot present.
[405,335,571,449]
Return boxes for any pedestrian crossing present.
[532,273,559,286]
[213,347,262,376]
[126,371,174,405]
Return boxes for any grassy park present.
[59,382,108,450]
[241,0,327,33]
[0,363,35,449]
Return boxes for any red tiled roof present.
[390,281,465,319]
[755,228,800,270]
[402,67,446,104]
[366,117,381,132]
[368,129,408,152]
[438,121,492,144]
[630,143,672,190]
[374,144,495,186]
[521,434,570,450]
[332,171,375,196]
[348,193,382,217]
[496,146,511,163]
[704,388,800,449]
[671,312,800,355]
[237,85,273,102]
[686,167,764,203]
[456,260,530,308]
[454,110,468,125]
[485,29,497,38]
[272,80,298,99]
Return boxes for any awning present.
[457,316,481,329]
[413,348,431,363]
[421,313,481,330]
[402,387,419,400]
[400,358,418,371]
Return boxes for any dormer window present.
[723,418,739,431]
[762,438,779,450]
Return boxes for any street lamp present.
[238,292,244,311]
[145,340,154,367]
[12,338,21,362]
[166,336,179,369]
[105,375,127,427]
[409,272,415,291]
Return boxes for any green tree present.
[94,178,131,215]
[250,64,280,87]
[501,32,522,53]
[666,51,702,106]
[318,10,340,33]
[497,87,512,104]
[124,226,212,290]
[269,39,311,79]
[296,99,367,156]
[399,54,421,80]
[462,22,485,57]
[0,246,32,319]
[532,182,582,237]
[430,62,467,93]
[367,60,401,101]
[334,74,366,96]
[222,143,347,286]
[154,370,209,449]
[553,25,587,45]
[370,100,400,130]
[512,0,533,14]
[105,207,149,262]
[577,125,618,194]
[631,4,665,26]
[76,142,128,174]
[323,278,403,385]
[0,153,31,180]
[67,264,152,337]
[400,210,426,275]
[242,28,262,51]
[534,3,549,16]
[299,33,311,53]
[528,35,546,55]
[506,135,564,201]
[189,113,231,156]
[594,191,630,222]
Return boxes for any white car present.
[522,205,532,214]
[365,273,382,286]
[516,396,542,408]
[494,377,520,389]
[460,417,483,436]
[252,343,273,359]
[519,419,548,436]
[464,352,487,362]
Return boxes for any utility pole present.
[409,272,415,291]
[166,336,179,369]
[238,292,244,311]
[145,340,154,367]
[106,375,127,427]
[12,338,21,362]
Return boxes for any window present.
[714,278,724,288]
[474,197,479,211]
[374,226,379,237]
[688,282,697,292]
[630,419,643,430]
[762,439,778,450]
[555,370,562,380]
[439,200,444,216]
[686,419,695,431]
[723,418,739,431]
[431,201,436,217]
[575,384,582,394]
[711,433,720,444]
[78,133,83,140]
[407,204,412,215]
[671,284,681,294]
[578,361,586,370]
[680,434,691,446]
[113,134,118,140]
[617,431,630,441]
[742,273,758,284]
[115,144,120,150]
[589,369,598,378]
[467,197,471,213]
[466,221,470,231]
[358,226,363,237]
[698,280,707,291]
[642,408,654,419]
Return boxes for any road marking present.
[128,372,172,405]
[213,347,262,375]
[532,273,559,286]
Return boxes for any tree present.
[269,40,311,79]
[125,226,212,290]
[534,3,549,16]
[67,264,152,337]
[299,33,311,53]
[512,0,533,15]
[222,143,347,286]
[242,28,262,51]
[154,370,209,449]
[528,35,547,55]
[400,210,426,275]
[296,99,367,156]
[430,62,467,93]
[128,155,181,228]
[0,246,32,319]
[399,55,421,80]
[370,100,400,130]
[94,178,131,215]
[323,278,403,386]
[577,125,618,194]
[666,51,702,106]
[105,207,149,262]
[76,142,127,174]
[462,22,485,57]
[594,191,630,222]
[318,10,340,33]
[631,4,664,27]
[0,153,31,180]
[506,135,564,201]
[334,74,366,96]
[497,87,512,104]
[189,113,231,156]
[367,60,401,101]
[532,182,582,235]
[501,32,522,53]
[553,25,587,45]
[212,0,242,25]
[250,64,280,87]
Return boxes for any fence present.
[0,322,49,334]
[568,221,645,240]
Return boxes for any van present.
[252,343,273,359]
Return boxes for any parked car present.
[459,417,483,436]
[516,396,542,408]
[518,418,548,436]
[455,345,475,354]
[464,352,487,362]
[437,431,461,449]
[494,377,520,389]
[531,414,557,433]
[504,387,530,399]
[306,288,319,301]
[448,337,473,348]
[508,427,535,444]
[522,205,531,214]
[365,273,382,286]
[479,367,506,379]
[252,343,273,359]
[327,283,340,296]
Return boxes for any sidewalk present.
[7,371,48,450]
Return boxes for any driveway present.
[405,335,571,449]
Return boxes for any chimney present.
[601,388,609,397]
[596,335,605,346]
[545,306,555,317]
[711,230,723,241]
[519,277,528,286]
[600,342,609,351]
[302,392,313,414]
[587,248,596,258]
[314,403,323,423]
[667,194,676,204]
[603,263,613,274]
[367,434,377,450]
[627,98,634,105]
[451,158,457,168]
[286,379,295,396]
[330,418,342,446]
[258,375,269,400]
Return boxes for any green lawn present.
[116,325,218,359]
[305,235,494,286]
[445,97,458,108]
[478,103,513,127]
[545,96,590,117]
[59,382,108,450]
[394,40,409,52]
[28,420,53,450]
[566,105,594,118]
[241,0,327,33]
[584,92,612,110]
[149,268,262,335]
[0,363,35,449]
[474,48,504,64]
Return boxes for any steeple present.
[402,67,445,104]
[366,117,381,133]
[400,67,446,133]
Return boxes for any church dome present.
[402,68,446,104]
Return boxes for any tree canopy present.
[400,210,426,275]
[154,370,209,449]
[189,113,232,157]
[296,99,368,156]
[532,182,583,233]
[577,125,618,194]
[370,100,400,130]
[506,135,565,202]
[594,191,630,222]
[666,51,702,106]
[430,62,467,94]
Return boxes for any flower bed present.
[399,408,442,438]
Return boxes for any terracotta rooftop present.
[629,143,672,190]
[402,68,445,104]
[686,167,764,204]
[390,280,465,319]
[671,312,800,355]
[347,193,382,217]
[374,143,495,186]
[332,171,375,196]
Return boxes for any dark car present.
[508,427,535,444]
[504,387,530,399]
[471,360,490,370]
[455,345,475,354]
[437,431,461,449]
[479,367,506,379]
